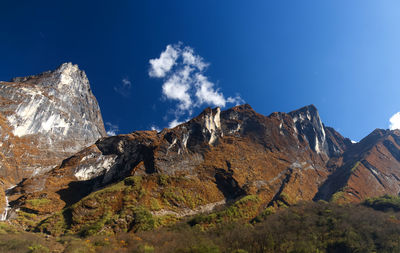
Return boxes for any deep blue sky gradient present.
[1,1,400,141]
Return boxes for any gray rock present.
[0,62,106,183]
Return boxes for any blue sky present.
[1,1,400,141]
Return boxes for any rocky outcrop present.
[315,129,400,203]
[6,104,355,231]
[5,96,400,235]
[0,63,106,184]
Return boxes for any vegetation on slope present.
[2,197,400,252]
[363,194,400,211]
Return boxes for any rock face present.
[0,63,106,185]
[3,87,400,234]
[7,104,356,232]
[315,129,400,203]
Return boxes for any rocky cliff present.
[0,62,106,217]
[315,128,400,203]
[5,104,356,233]
[0,62,106,185]
[2,64,400,236]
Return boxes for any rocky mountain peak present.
[197,107,222,145]
[288,104,328,155]
[11,62,90,95]
[6,98,400,236]
[52,62,89,91]
[0,63,106,183]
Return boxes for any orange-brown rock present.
[0,63,106,185]
[315,129,400,203]
[6,97,400,235]
[7,104,354,231]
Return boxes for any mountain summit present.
[1,64,400,239]
[0,63,106,185]
[4,102,355,232]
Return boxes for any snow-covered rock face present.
[0,62,106,183]
[74,153,117,181]
[203,107,222,145]
[5,63,103,139]
[288,105,328,156]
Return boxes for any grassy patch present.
[363,194,400,211]
[189,195,260,226]
[26,198,50,207]
[79,208,113,237]
[36,210,69,236]
[350,161,360,172]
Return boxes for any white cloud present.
[389,112,400,130]
[150,125,161,132]
[105,122,119,136]
[182,47,208,71]
[168,119,184,128]
[194,73,226,107]
[162,66,193,111]
[149,45,180,78]
[122,78,131,86]
[114,78,132,97]
[227,95,245,106]
[149,43,244,129]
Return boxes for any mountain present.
[2,64,400,239]
[0,63,106,215]
[5,104,354,233]
[315,128,400,203]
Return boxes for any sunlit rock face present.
[0,62,106,184]
[12,103,400,231]
[315,129,400,203]
[8,104,353,219]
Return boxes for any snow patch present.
[41,114,70,135]
[315,136,321,154]
[204,108,221,145]
[182,133,189,148]
[21,87,43,97]
[167,138,177,151]
[306,111,311,120]
[7,98,42,137]
[58,63,78,89]
[74,155,117,181]
[204,107,221,132]
[7,93,71,137]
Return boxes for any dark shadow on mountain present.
[56,179,97,207]
[214,166,246,200]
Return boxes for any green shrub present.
[158,174,170,186]
[131,206,156,232]
[124,176,142,189]
[28,244,49,253]
[79,209,112,237]
[363,194,400,211]
[26,198,50,207]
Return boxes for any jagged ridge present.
[0,63,106,216]
[1,64,400,237]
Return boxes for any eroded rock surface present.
[0,62,106,184]
[7,104,356,232]
[2,71,400,234]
